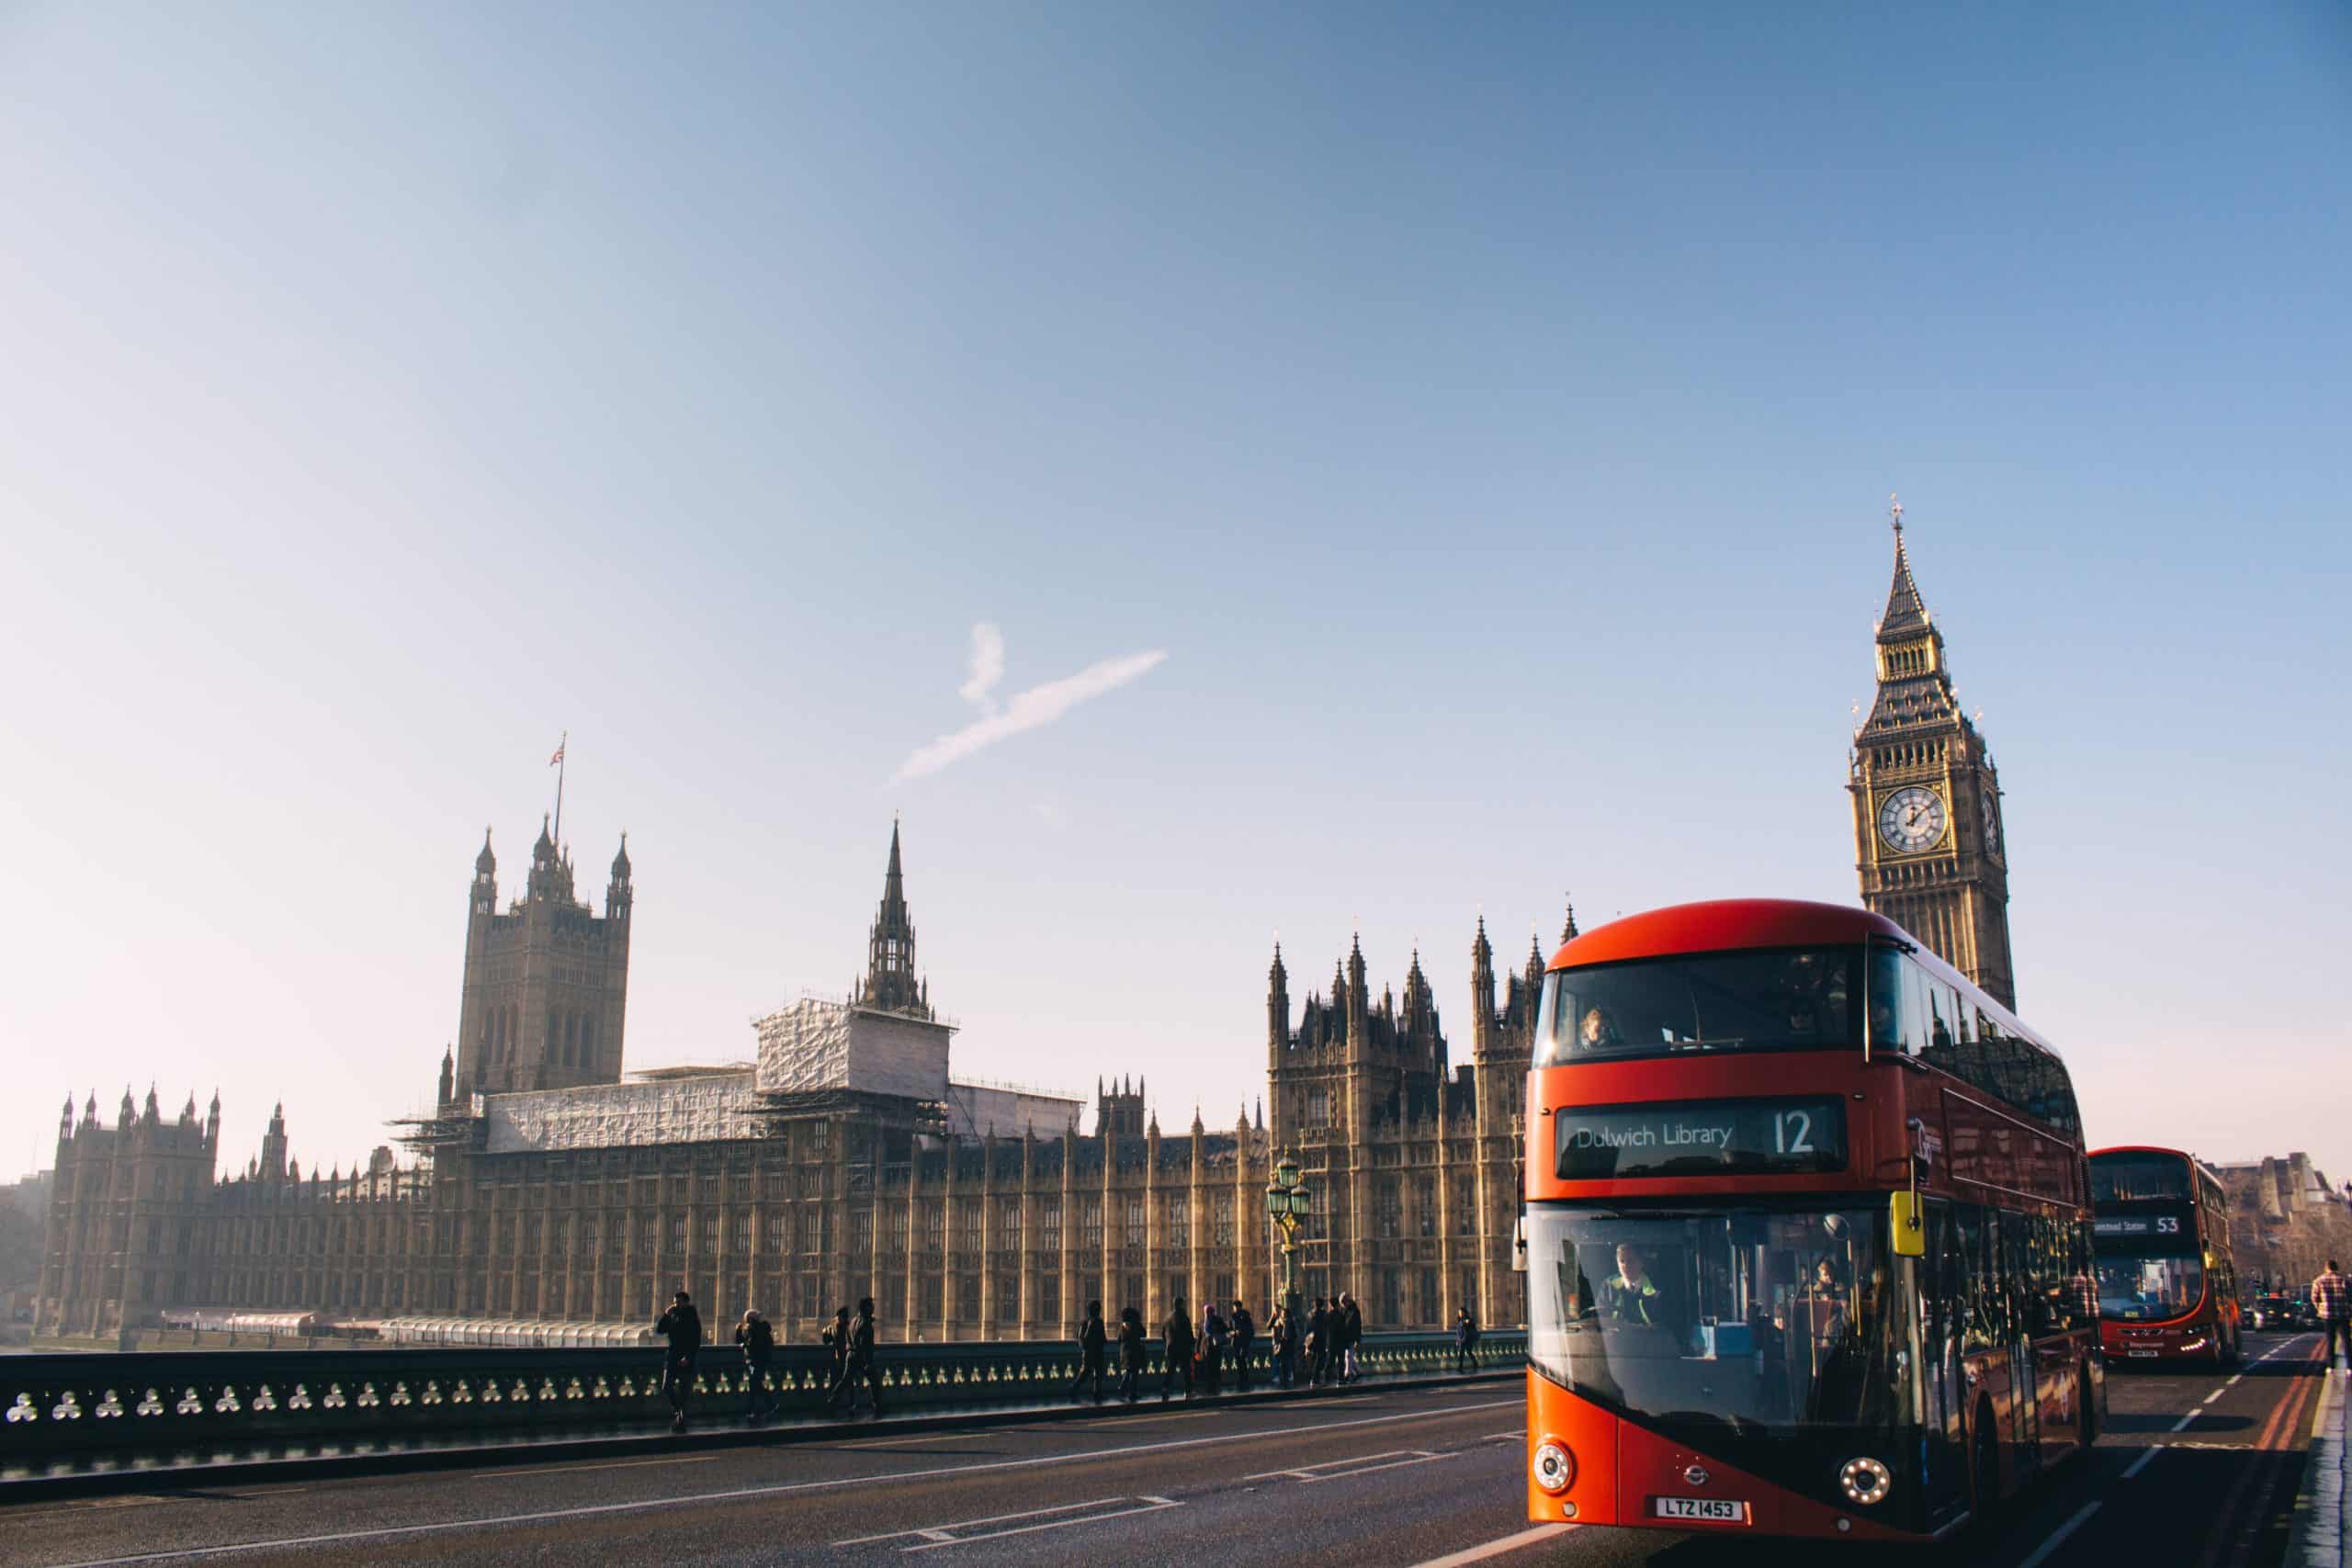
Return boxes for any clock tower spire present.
[1849,496,2017,1009]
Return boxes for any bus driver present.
[1603,1244,1664,1327]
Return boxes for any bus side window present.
[1927,984,1956,1052]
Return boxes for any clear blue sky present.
[4,2,2346,1189]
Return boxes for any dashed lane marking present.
[834,1495,1181,1551]
[1243,1449,1456,1483]
[1408,1523,1578,1567]
[2017,1501,2101,1568]
[477,1453,720,1478]
[36,1395,1521,1567]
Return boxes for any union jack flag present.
[549,743,565,767]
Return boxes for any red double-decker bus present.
[2090,1145,2241,1366]
[1523,899,2102,1542]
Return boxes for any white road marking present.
[836,1430,997,1450]
[835,1495,1151,1545]
[1483,1428,1525,1441]
[2125,1343,2312,1481]
[39,1395,1521,1568]
[2017,1501,2100,1568]
[477,1453,719,1478]
[1243,1449,1454,1483]
[1408,1523,1577,1567]
[902,1496,1180,1552]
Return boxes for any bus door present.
[1954,1205,2026,1484]
[1995,1210,2043,1470]
[1919,1200,1969,1526]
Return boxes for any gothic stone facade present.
[36,832,1538,1344]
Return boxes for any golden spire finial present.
[1889,493,1905,535]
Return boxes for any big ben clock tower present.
[1849,497,2018,1009]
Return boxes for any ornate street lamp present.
[1265,1150,1309,1312]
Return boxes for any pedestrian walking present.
[1340,1292,1364,1382]
[654,1290,703,1433]
[827,1295,886,1417]
[1202,1303,1230,1393]
[2317,1259,2351,1372]
[735,1308,777,1420]
[1305,1296,1329,1386]
[1270,1303,1296,1387]
[1162,1297,1196,1402]
[1071,1299,1109,1401]
[1453,1305,1479,1373]
[1116,1306,1148,1403]
[1230,1301,1257,1391]
[822,1304,852,1393]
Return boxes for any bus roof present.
[1549,897,2057,1059]
[1548,898,1908,972]
[2090,1145,2222,1180]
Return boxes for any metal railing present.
[1,1329,1525,1472]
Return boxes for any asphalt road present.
[3,1333,2327,1567]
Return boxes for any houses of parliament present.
[33,518,2016,1345]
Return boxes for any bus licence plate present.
[1655,1496,1747,1522]
[2127,1349,2159,1359]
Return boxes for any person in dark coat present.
[1115,1306,1148,1403]
[1230,1301,1257,1391]
[1453,1306,1479,1372]
[654,1290,703,1432]
[1269,1303,1296,1387]
[1071,1299,1109,1402]
[1340,1293,1364,1382]
[735,1308,777,1420]
[822,1305,853,1393]
[1203,1304,1231,1393]
[1306,1297,1330,1386]
[826,1296,885,1418]
[1162,1298,1196,1402]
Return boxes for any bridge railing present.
[1,1329,1525,1469]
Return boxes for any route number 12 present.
[1773,1111,1815,1156]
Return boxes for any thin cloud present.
[893,646,1168,784]
[958,622,1006,712]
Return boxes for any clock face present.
[1878,785,1947,854]
[1980,788,2002,856]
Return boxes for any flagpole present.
[552,730,568,850]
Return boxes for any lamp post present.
[1265,1150,1309,1314]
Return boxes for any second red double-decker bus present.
[2090,1145,2241,1366]
[1523,899,2102,1542]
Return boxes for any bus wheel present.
[1969,1404,2002,1528]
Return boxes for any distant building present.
[2216,1153,2352,1292]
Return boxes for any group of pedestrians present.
[654,1281,1470,1432]
[652,1290,886,1432]
[1069,1292,1408,1402]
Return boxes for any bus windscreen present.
[1535,947,1857,1066]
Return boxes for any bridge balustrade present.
[0,1329,1524,1472]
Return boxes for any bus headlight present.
[1532,1440,1575,1494]
[1838,1456,1892,1506]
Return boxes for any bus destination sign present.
[1555,1098,1848,1180]
[2093,1210,2191,1241]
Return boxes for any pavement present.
[2288,1350,2346,1568]
[0,1332,2333,1567]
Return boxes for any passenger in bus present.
[1601,1244,1663,1326]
